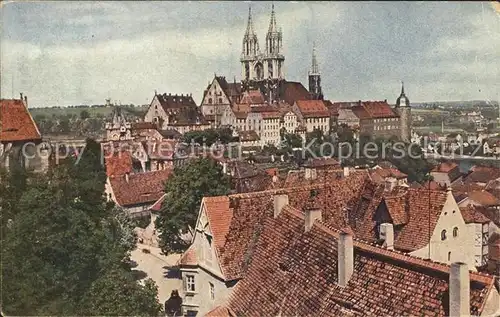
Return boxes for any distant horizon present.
[2,2,499,107]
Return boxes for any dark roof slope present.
[223,206,494,317]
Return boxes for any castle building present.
[395,81,412,142]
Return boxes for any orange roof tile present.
[0,98,41,142]
[224,205,494,316]
[460,205,491,224]
[109,169,172,207]
[177,244,197,266]
[467,190,500,206]
[295,100,330,118]
[105,151,133,177]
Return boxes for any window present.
[185,275,195,293]
[441,230,447,241]
[209,282,215,300]
[218,98,223,104]
[208,98,213,104]
[453,227,458,237]
[448,251,451,261]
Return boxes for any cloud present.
[0,1,499,107]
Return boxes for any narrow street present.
[130,243,182,305]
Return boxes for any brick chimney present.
[338,231,354,287]
[20,92,23,100]
[379,223,394,250]
[449,262,470,317]
[273,194,289,218]
[304,207,322,232]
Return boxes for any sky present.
[1,1,499,107]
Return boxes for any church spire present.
[268,4,277,33]
[245,5,255,36]
[310,42,319,74]
[401,81,405,95]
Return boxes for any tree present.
[80,109,90,120]
[155,158,230,255]
[1,139,162,316]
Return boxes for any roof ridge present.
[280,204,495,285]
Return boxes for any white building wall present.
[410,191,477,270]
[180,205,237,316]
[304,117,330,134]
[282,111,298,134]
[261,117,281,147]
[144,96,169,129]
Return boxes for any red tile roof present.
[369,167,407,184]
[362,100,398,118]
[203,196,233,251]
[467,190,500,206]
[177,244,197,266]
[109,169,172,207]
[240,90,265,105]
[460,205,491,224]
[222,206,494,316]
[105,151,133,177]
[353,187,450,252]
[324,100,340,116]
[347,101,399,120]
[295,100,330,118]
[0,98,41,142]
[193,172,373,281]
[465,166,500,184]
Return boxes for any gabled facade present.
[144,92,210,134]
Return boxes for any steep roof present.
[0,98,41,142]
[105,151,133,177]
[156,93,197,110]
[465,166,500,184]
[108,169,172,207]
[280,81,311,106]
[294,100,330,118]
[222,205,494,317]
[240,90,265,105]
[369,167,408,184]
[347,101,399,120]
[353,187,450,252]
[460,205,491,224]
[467,190,500,206]
[194,172,372,281]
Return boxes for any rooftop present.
[0,98,41,142]
[219,204,495,316]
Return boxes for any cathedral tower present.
[395,81,411,142]
[308,43,323,100]
[241,6,260,81]
[263,4,285,80]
